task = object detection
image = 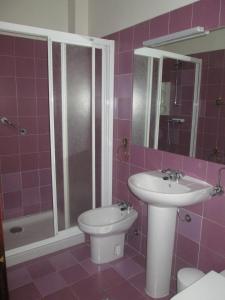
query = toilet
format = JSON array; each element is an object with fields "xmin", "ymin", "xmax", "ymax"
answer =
[
  {"xmin": 78, "ymin": 203, "xmax": 138, "ymax": 264},
  {"xmin": 177, "ymin": 267, "xmax": 225, "ymax": 293}
]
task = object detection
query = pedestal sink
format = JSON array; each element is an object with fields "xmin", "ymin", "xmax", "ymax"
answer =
[{"xmin": 128, "ymin": 170, "xmax": 213, "ymax": 299}]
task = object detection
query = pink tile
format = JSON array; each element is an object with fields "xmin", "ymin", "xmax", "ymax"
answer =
[
  {"xmin": 9, "ymin": 283, "xmax": 41, "ymax": 300},
  {"xmin": 24, "ymin": 204, "xmax": 40, "ymax": 215},
  {"xmin": 119, "ymin": 27, "xmax": 134, "ymax": 52},
  {"xmin": 177, "ymin": 209, "xmax": 202, "ymax": 243},
  {"xmin": 39, "ymin": 169, "xmax": 52, "ymax": 186},
  {"xmin": 119, "ymin": 51, "xmax": 133, "ymax": 74},
  {"xmin": 21, "ymin": 153, "xmax": 38, "ymax": 171},
  {"xmin": 169, "ymin": 5, "xmax": 193, "ymax": 33},
  {"xmin": 132, "ymin": 255, "xmax": 146, "ymax": 268},
  {"xmin": 150, "ymin": 13, "xmax": 169, "ymax": 39},
  {"xmin": 133, "ymin": 21, "xmax": 150, "ymax": 49},
  {"xmin": 38, "ymin": 134, "xmax": 50, "ymax": 152},
  {"xmin": 60, "ymin": 264, "xmax": 89, "ymax": 285},
  {"xmin": 37, "ymin": 116, "xmax": 50, "ymax": 134},
  {"xmin": 117, "ymin": 119, "xmax": 131, "ymax": 139},
  {"xmin": 0, "ymin": 136, "xmax": 19, "ymax": 155},
  {"xmin": 18, "ymin": 98, "xmax": 37, "ymax": 116},
  {"xmin": 192, "ymin": 0, "xmax": 220, "ymax": 29},
  {"xmin": 70, "ymin": 244, "xmax": 90, "ymax": 261},
  {"xmin": 182, "ymin": 156, "xmax": 207, "ymax": 180},
  {"xmin": 0, "ymin": 155, "xmax": 20, "ymax": 173},
  {"xmin": 0, "ymin": 55, "xmax": 15, "ymax": 77},
  {"xmin": 0, "ymin": 35, "xmax": 14, "ymax": 55},
  {"xmin": 49, "ymin": 251, "xmax": 78, "ymax": 271},
  {"xmin": 198, "ymin": 245, "xmax": 225, "ymax": 273},
  {"xmin": 145, "ymin": 148, "xmax": 162, "ymax": 170},
  {"xmin": 107, "ymin": 281, "xmax": 143, "ymax": 300},
  {"xmin": 40, "ymin": 185, "xmax": 52, "ymax": 203},
  {"xmin": 162, "ymin": 151, "xmax": 183, "ymax": 170},
  {"xmin": 201, "ymin": 218, "xmax": 225, "ymax": 257},
  {"xmin": 17, "ymin": 78, "xmax": 35, "ymax": 98},
  {"xmin": 0, "ymin": 97, "xmax": 17, "ymax": 116},
  {"xmin": 116, "ymin": 180, "xmax": 129, "ymax": 200},
  {"xmin": 176, "ymin": 234, "xmax": 199, "ymax": 266},
  {"xmin": 15, "ymin": 37, "xmax": 34, "ymax": 57},
  {"xmin": 207, "ymin": 161, "xmax": 225, "ymax": 186},
  {"xmin": 27, "ymin": 259, "xmax": 55, "ymax": 279},
  {"xmin": 3, "ymin": 191, "xmax": 22, "ymax": 209},
  {"xmin": 130, "ymin": 145, "xmax": 145, "ymax": 168},
  {"xmin": 34, "ymin": 272, "xmax": 66, "ymax": 297},
  {"xmin": 22, "ymin": 187, "xmax": 40, "ymax": 207},
  {"xmin": 16, "ymin": 57, "xmax": 35, "ymax": 77},
  {"xmin": 2, "ymin": 172, "xmax": 21, "ymax": 193},
  {"xmin": 35, "ymin": 59, "xmax": 48, "ymax": 78},
  {"xmin": 19, "ymin": 135, "xmax": 38, "ymax": 154},
  {"xmin": 7, "ymin": 267, "xmax": 32, "ymax": 291},
  {"xmin": 0, "ymin": 77, "xmax": 16, "ymax": 97},
  {"xmin": 43, "ymin": 287, "xmax": 77, "ymax": 300}
]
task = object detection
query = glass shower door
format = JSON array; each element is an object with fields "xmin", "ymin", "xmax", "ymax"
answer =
[{"xmin": 53, "ymin": 42, "xmax": 102, "ymax": 231}]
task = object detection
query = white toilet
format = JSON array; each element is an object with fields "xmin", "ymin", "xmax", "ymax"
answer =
[
  {"xmin": 177, "ymin": 267, "xmax": 225, "ymax": 293},
  {"xmin": 78, "ymin": 203, "xmax": 138, "ymax": 264}
]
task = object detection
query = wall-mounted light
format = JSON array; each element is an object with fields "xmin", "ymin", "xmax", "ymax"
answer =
[{"xmin": 143, "ymin": 26, "xmax": 209, "ymax": 47}]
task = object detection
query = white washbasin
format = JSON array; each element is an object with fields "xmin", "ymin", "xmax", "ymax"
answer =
[{"xmin": 128, "ymin": 170, "xmax": 213, "ymax": 208}]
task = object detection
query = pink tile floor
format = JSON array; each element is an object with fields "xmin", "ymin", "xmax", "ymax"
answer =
[{"xmin": 7, "ymin": 243, "xmax": 173, "ymax": 300}]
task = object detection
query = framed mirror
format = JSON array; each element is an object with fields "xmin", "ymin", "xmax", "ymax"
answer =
[{"xmin": 131, "ymin": 27, "xmax": 225, "ymax": 164}]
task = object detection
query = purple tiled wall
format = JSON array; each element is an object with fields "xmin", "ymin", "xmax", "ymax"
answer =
[
  {"xmin": 0, "ymin": 35, "xmax": 52, "ymax": 220},
  {"xmin": 106, "ymin": 0, "xmax": 225, "ymax": 295}
]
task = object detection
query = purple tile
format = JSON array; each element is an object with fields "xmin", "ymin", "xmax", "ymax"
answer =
[
  {"xmin": 80, "ymin": 258, "xmax": 111, "ymax": 275},
  {"xmin": 201, "ymin": 218, "xmax": 225, "ymax": 257},
  {"xmin": 49, "ymin": 251, "xmax": 78, "ymax": 271},
  {"xmin": 35, "ymin": 40, "xmax": 48, "ymax": 59},
  {"xmin": 17, "ymin": 78, "xmax": 35, "ymax": 98},
  {"xmin": 22, "ymin": 187, "xmax": 40, "ymax": 207},
  {"xmin": 192, "ymin": 0, "xmax": 220, "ymax": 29},
  {"xmin": 198, "ymin": 245, "xmax": 225, "ymax": 273},
  {"xmin": 36, "ymin": 78, "xmax": 49, "ymax": 97},
  {"xmin": 117, "ymin": 161, "xmax": 129, "ymax": 182},
  {"xmin": 38, "ymin": 134, "xmax": 50, "ymax": 152},
  {"xmin": 207, "ymin": 161, "xmax": 225, "ymax": 186},
  {"xmin": 2, "ymin": 172, "xmax": 21, "ymax": 193},
  {"xmin": 0, "ymin": 77, "xmax": 16, "ymax": 97},
  {"xmin": 7, "ymin": 267, "xmax": 32, "ymax": 291},
  {"xmin": 119, "ymin": 27, "xmax": 134, "ymax": 52},
  {"xmin": 176, "ymin": 234, "xmax": 199, "ymax": 266},
  {"xmin": 117, "ymin": 119, "xmax": 131, "ymax": 139},
  {"xmin": 132, "ymin": 255, "xmax": 146, "ymax": 268},
  {"xmin": 18, "ymin": 98, "xmax": 37, "ymax": 116},
  {"xmin": 0, "ymin": 157, "xmax": 19, "ymax": 175},
  {"xmin": 182, "ymin": 156, "xmax": 207, "ymax": 180},
  {"xmin": 15, "ymin": 37, "xmax": 34, "ymax": 57},
  {"xmin": 169, "ymin": 5, "xmax": 193, "ymax": 33},
  {"xmin": 19, "ymin": 135, "xmax": 38, "ymax": 154},
  {"xmin": 133, "ymin": 21, "xmax": 150, "ymax": 49},
  {"xmin": 129, "ymin": 272, "xmax": 146, "ymax": 296},
  {"xmin": 27, "ymin": 259, "xmax": 55, "ymax": 279},
  {"xmin": 0, "ymin": 35, "xmax": 14, "ymax": 55},
  {"xmin": 70, "ymin": 244, "xmax": 90, "ymax": 261},
  {"xmin": 21, "ymin": 153, "xmax": 38, "ymax": 171},
  {"xmin": 150, "ymin": 13, "xmax": 170, "ymax": 39},
  {"xmin": 60, "ymin": 264, "xmax": 89, "ymax": 285},
  {"xmin": 107, "ymin": 281, "xmax": 143, "ymax": 300},
  {"xmin": 40, "ymin": 185, "xmax": 53, "ymax": 203},
  {"xmin": 162, "ymin": 151, "xmax": 183, "ymax": 170},
  {"xmin": 119, "ymin": 50, "xmax": 133, "ymax": 74},
  {"xmin": 177, "ymin": 209, "xmax": 202, "ymax": 243},
  {"xmin": 145, "ymin": 148, "xmax": 162, "ymax": 170},
  {"xmin": 22, "ymin": 171, "xmax": 39, "ymax": 188},
  {"xmin": 3, "ymin": 191, "xmax": 22, "ymax": 209},
  {"xmin": 39, "ymin": 169, "xmax": 52, "ymax": 186},
  {"xmin": 117, "ymin": 74, "xmax": 133, "ymax": 98},
  {"xmin": 37, "ymin": 98, "xmax": 49, "ymax": 116},
  {"xmin": 130, "ymin": 145, "xmax": 145, "ymax": 168},
  {"xmin": 113, "ymin": 257, "xmax": 144, "ymax": 279},
  {"xmin": 16, "ymin": 57, "xmax": 35, "ymax": 77},
  {"xmin": 204, "ymin": 195, "xmax": 225, "ymax": 227},
  {"xmin": 35, "ymin": 59, "xmax": 48, "ymax": 78},
  {"xmin": 9, "ymin": 283, "xmax": 41, "ymax": 300},
  {"xmin": 118, "ymin": 97, "xmax": 132, "ymax": 120},
  {"xmin": 116, "ymin": 179, "xmax": 129, "ymax": 200},
  {"xmin": 43, "ymin": 287, "xmax": 77, "ymax": 300},
  {"xmin": 38, "ymin": 151, "xmax": 51, "ymax": 169},
  {"xmin": 34, "ymin": 272, "xmax": 66, "ymax": 297},
  {"xmin": 0, "ymin": 55, "xmax": 15, "ymax": 77}
]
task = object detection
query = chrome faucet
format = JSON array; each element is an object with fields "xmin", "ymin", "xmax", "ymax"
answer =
[
  {"xmin": 211, "ymin": 167, "xmax": 225, "ymax": 197},
  {"xmin": 161, "ymin": 169, "xmax": 184, "ymax": 182},
  {"xmin": 117, "ymin": 201, "xmax": 132, "ymax": 211}
]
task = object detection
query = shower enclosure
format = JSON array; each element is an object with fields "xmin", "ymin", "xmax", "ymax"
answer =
[{"xmin": 0, "ymin": 22, "xmax": 114, "ymax": 266}]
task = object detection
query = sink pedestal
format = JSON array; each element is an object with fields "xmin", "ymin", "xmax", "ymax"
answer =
[{"xmin": 146, "ymin": 205, "xmax": 177, "ymax": 298}]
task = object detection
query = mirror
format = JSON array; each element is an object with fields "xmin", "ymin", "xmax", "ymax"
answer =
[{"xmin": 132, "ymin": 27, "xmax": 225, "ymax": 164}]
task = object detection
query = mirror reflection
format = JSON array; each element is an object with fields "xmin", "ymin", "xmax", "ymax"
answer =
[{"xmin": 132, "ymin": 27, "xmax": 225, "ymax": 164}]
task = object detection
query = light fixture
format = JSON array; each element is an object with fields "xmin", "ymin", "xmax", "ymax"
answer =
[{"xmin": 143, "ymin": 26, "xmax": 209, "ymax": 47}]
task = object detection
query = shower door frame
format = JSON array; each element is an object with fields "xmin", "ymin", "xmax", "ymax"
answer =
[{"xmin": 0, "ymin": 22, "xmax": 114, "ymax": 265}]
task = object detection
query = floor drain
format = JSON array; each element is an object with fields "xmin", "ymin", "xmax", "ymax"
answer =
[{"xmin": 10, "ymin": 226, "xmax": 23, "ymax": 234}]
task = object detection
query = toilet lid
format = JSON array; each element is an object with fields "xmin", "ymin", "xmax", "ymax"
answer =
[{"xmin": 171, "ymin": 271, "xmax": 225, "ymax": 300}]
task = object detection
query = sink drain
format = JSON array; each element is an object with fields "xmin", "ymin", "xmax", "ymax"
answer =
[{"xmin": 10, "ymin": 226, "xmax": 23, "ymax": 234}]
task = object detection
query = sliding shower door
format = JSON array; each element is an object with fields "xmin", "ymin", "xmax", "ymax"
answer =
[{"xmin": 52, "ymin": 42, "xmax": 104, "ymax": 231}]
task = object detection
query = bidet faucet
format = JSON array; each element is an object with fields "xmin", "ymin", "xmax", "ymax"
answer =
[
  {"xmin": 211, "ymin": 167, "xmax": 225, "ymax": 196},
  {"xmin": 117, "ymin": 201, "xmax": 132, "ymax": 211},
  {"xmin": 161, "ymin": 169, "xmax": 184, "ymax": 182}
]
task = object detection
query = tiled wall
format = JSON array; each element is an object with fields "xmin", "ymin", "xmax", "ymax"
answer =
[
  {"xmin": 0, "ymin": 35, "xmax": 52, "ymax": 220},
  {"xmin": 106, "ymin": 0, "xmax": 225, "ymax": 295}
]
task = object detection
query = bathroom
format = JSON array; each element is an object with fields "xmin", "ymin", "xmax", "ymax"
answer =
[{"xmin": 0, "ymin": 0, "xmax": 225, "ymax": 299}]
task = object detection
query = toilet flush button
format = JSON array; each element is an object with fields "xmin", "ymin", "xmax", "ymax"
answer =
[{"xmin": 115, "ymin": 245, "xmax": 121, "ymax": 256}]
